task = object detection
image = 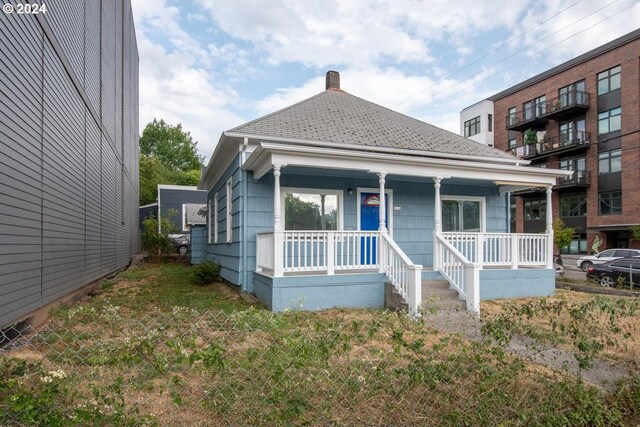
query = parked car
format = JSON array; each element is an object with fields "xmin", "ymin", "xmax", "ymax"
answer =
[
  {"xmin": 169, "ymin": 234, "xmax": 190, "ymax": 255},
  {"xmin": 586, "ymin": 257, "xmax": 640, "ymax": 287},
  {"xmin": 576, "ymin": 249, "xmax": 640, "ymax": 272}
]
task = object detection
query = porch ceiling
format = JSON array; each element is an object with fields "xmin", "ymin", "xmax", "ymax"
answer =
[{"xmin": 243, "ymin": 142, "xmax": 571, "ymax": 187}]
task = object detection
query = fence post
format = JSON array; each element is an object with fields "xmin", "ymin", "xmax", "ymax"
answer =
[
  {"xmin": 465, "ymin": 263, "xmax": 480, "ymax": 314},
  {"xmin": 273, "ymin": 231, "xmax": 283, "ymax": 277},
  {"xmin": 327, "ymin": 232, "xmax": 335, "ymax": 275},
  {"xmin": 407, "ymin": 264, "xmax": 423, "ymax": 315},
  {"xmin": 511, "ymin": 234, "xmax": 518, "ymax": 269}
]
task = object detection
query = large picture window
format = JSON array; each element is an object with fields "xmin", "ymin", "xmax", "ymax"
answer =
[
  {"xmin": 597, "ymin": 65, "xmax": 621, "ymax": 95},
  {"xmin": 524, "ymin": 199, "xmax": 546, "ymax": 221},
  {"xmin": 560, "ymin": 195, "xmax": 586, "ymax": 217},
  {"xmin": 599, "ymin": 191, "xmax": 622, "ymax": 215},
  {"xmin": 442, "ymin": 196, "xmax": 484, "ymax": 232},
  {"xmin": 282, "ymin": 188, "xmax": 342, "ymax": 231},
  {"xmin": 598, "ymin": 108, "xmax": 621, "ymax": 135},
  {"xmin": 598, "ymin": 149, "xmax": 621, "ymax": 175}
]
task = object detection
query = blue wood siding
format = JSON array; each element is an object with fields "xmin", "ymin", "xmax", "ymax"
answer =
[
  {"xmin": 480, "ymin": 269, "xmax": 555, "ymax": 299},
  {"xmin": 204, "ymin": 165, "xmax": 508, "ymax": 298},
  {"xmin": 189, "ymin": 225, "xmax": 206, "ymax": 265}
]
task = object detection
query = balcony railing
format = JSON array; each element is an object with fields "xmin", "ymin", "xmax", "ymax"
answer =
[
  {"xmin": 541, "ymin": 90, "xmax": 590, "ymax": 120},
  {"xmin": 510, "ymin": 130, "xmax": 590, "ymax": 159},
  {"xmin": 555, "ymin": 170, "xmax": 590, "ymax": 188},
  {"xmin": 505, "ymin": 105, "xmax": 548, "ymax": 131}
]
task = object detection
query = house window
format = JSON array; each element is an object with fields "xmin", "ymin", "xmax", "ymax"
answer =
[
  {"xmin": 599, "ymin": 191, "xmax": 622, "ymax": 214},
  {"xmin": 488, "ymin": 114, "xmax": 493, "ymax": 132},
  {"xmin": 524, "ymin": 96, "xmax": 546, "ymax": 120},
  {"xmin": 508, "ymin": 138, "xmax": 516, "ymax": 149},
  {"xmin": 524, "ymin": 199, "xmax": 546, "ymax": 221},
  {"xmin": 560, "ymin": 195, "xmax": 586, "ymax": 217},
  {"xmin": 207, "ymin": 198, "xmax": 213, "ymax": 244},
  {"xmin": 213, "ymin": 192, "xmax": 219, "ymax": 243},
  {"xmin": 464, "ymin": 116, "xmax": 481, "ymax": 137},
  {"xmin": 226, "ymin": 178, "xmax": 233, "ymax": 243},
  {"xmin": 598, "ymin": 149, "xmax": 621, "ymax": 175},
  {"xmin": 558, "ymin": 80, "xmax": 586, "ymax": 107},
  {"xmin": 598, "ymin": 107, "xmax": 621, "ymax": 135},
  {"xmin": 597, "ymin": 65, "xmax": 621, "ymax": 95},
  {"xmin": 282, "ymin": 188, "xmax": 342, "ymax": 230},
  {"xmin": 442, "ymin": 196, "xmax": 484, "ymax": 232}
]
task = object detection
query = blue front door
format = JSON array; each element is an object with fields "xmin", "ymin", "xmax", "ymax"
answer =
[{"xmin": 360, "ymin": 192, "xmax": 388, "ymax": 264}]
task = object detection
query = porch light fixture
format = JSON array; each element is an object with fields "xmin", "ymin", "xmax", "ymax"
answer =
[{"xmin": 347, "ymin": 188, "xmax": 353, "ymax": 195}]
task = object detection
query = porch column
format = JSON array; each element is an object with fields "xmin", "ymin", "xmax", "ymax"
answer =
[
  {"xmin": 273, "ymin": 165, "xmax": 283, "ymax": 277},
  {"xmin": 545, "ymin": 185, "xmax": 554, "ymax": 269},
  {"xmin": 433, "ymin": 178, "xmax": 442, "ymax": 233},
  {"xmin": 433, "ymin": 177, "xmax": 443, "ymax": 270},
  {"xmin": 378, "ymin": 173, "xmax": 387, "ymax": 232},
  {"xmin": 273, "ymin": 165, "xmax": 282, "ymax": 230}
]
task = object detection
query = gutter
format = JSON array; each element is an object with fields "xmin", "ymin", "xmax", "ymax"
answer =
[{"xmin": 240, "ymin": 138, "xmax": 250, "ymax": 292}]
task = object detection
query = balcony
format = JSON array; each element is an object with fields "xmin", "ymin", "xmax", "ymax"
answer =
[
  {"xmin": 555, "ymin": 171, "xmax": 590, "ymax": 189},
  {"xmin": 510, "ymin": 130, "xmax": 590, "ymax": 160},
  {"xmin": 541, "ymin": 90, "xmax": 590, "ymax": 120},
  {"xmin": 505, "ymin": 105, "xmax": 548, "ymax": 131}
]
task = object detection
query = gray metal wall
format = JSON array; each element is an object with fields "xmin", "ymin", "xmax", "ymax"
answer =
[{"xmin": 0, "ymin": 0, "xmax": 139, "ymax": 327}]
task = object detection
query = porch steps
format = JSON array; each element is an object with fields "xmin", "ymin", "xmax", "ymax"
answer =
[{"xmin": 421, "ymin": 279, "xmax": 460, "ymax": 302}]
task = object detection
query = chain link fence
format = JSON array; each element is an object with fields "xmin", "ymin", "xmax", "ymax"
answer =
[{"xmin": 1, "ymin": 284, "xmax": 639, "ymax": 425}]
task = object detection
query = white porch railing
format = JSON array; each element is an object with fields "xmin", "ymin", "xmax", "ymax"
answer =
[
  {"xmin": 379, "ymin": 233, "xmax": 422, "ymax": 314},
  {"xmin": 441, "ymin": 232, "xmax": 549, "ymax": 268},
  {"xmin": 434, "ymin": 233, "xmax": 480, "ymax": 313},
  {"xmin": 255, "ymin": 230, "xmax": 422, "ymax": 315}
]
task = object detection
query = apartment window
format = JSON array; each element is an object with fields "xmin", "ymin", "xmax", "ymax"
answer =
[
  {"xmin": 508, "ymin": 138, "xmax": 516, "ymax": 149},
  {"xmin": 559, "ymin": 118, "xmax": 586, "ymax": 144},
  {"xmin": 597, "ymin": 65, "xmax": 621, "ymax": 95},
  {"xmin": 560, "ymin": 195, "xmax": 586, "ymax": 217},
  {"xmin": 442, "ymin": 196, "xmax": 484, "ymax": 232},
  {"xmin": 213, "ymin": 192, "xmax": 219, "ymax": 243},
  {"xmin": 598, "ymin": 108, "xmax": 621, "ymax": 135},
  {"xmin": 599, "ymin": 191, "xmax": 622, "ymax": 215},
  {"xmin": 226, "ymin": 178, "xmax": 233, "ymax": 243},
  {"xmin": 558, "ymin": 80, "xmax": 586, "ymax": 106},
  {"xmin": 524, "ymin": 199, "xmax": 546, "ymax": 221},
  {"xmin": 464, "ymin": 116, "xmax": 481, "ymax": 137},
  {"xmin": 488, "ymin": 114, "xmax": 493, "ymax": 132},
  {"xmin": 282, "ymin": 188, "xmax": 342, "ymax": 230},
  {"xmin": 507, "ymin": 107, "xmax": 516, "ymax": 127},
  {"xmin": 598, "ymin": 149, "xmax": 621, "ymax": 175}
]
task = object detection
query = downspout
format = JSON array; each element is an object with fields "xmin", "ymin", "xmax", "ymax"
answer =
[{"xmin": 241, "ymin": 138, "xmax": 249, "ymax": 292}]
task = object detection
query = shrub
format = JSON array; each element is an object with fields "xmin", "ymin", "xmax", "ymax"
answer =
[{"xmin": 191, "ymin": 261, "xmax": 221, "ymax": 285}]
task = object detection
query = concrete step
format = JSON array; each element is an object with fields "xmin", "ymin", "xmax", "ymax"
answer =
[
  {"xmin": 421, "ymin": 287, "xmax": 460, "ymax": 301},
  {"xmin": 421, "ymin": 279, "xmax": 450, "ymax": 290}
]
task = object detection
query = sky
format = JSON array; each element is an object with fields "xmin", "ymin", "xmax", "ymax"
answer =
[{"xmin": 130, "ymin": 0, "xmax": 640, "ymax": 162}]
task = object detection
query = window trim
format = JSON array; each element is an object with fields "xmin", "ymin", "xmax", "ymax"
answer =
[
  {"xmin": 281, "ymin": 187, "xmax": 345, "ymax": 231},
  {"xmin": 226, "ymin": 177, "xmax": 233, "ymax": 243},
  {"xmin": 207, "ymin": 198, "xmax": 213, "ymax": 244},
  {"xmin": 213, "ymin": 192, "xmax": 219, "ymax": 244},
  {"xmin": 441, "ymin": 195, "xmax": 486, "ymax": 232}
]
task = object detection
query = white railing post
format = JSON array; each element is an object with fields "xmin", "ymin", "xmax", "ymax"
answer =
[
  {"xmin": 327, "ymin": 232, "xmax": 335, "ymax": 275},
  {"xmin": 378, "ymin": 231, "xmax": 385, "ymax": 274},
  {"xmin": 511, "ymin": 234, "xmax": 518, "ymax": 269},
  {"xmin": 273, "ymin": 231, "xmax": 283, "ymax": 277},
  {"xmin": 476, "ymin": 233, "xmax": 484, "ymax": 266},
  {"xmin": 465, "ymin": 263, "xmax": 480, "ymax": 314},
  {"xmin": 407, "ymin": 264, "xmax": 423, "ymax": 315}
]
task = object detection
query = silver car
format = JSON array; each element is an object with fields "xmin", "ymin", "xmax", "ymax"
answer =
[{"xmin": 576, "ymin": 248, "xmax": 640, "ymax": 272}]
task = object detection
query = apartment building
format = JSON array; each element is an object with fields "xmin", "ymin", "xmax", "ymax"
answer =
[
  {"xmin": 0, "ymin": 1, "xmax": 139, "ymax": 328},
  {"xmin": 462, "ymin": 29, "xmax": 640, "ymax": 254}
]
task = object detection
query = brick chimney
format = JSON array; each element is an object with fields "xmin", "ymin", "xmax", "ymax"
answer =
[{"xmin": 325, "ymin": 70, "xmax": 340, "ymax": 90}]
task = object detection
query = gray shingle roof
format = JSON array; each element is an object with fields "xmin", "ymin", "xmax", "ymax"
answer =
[{"xmin": 229, "ymin": 89, "xmax": 514, "ymax": 160}]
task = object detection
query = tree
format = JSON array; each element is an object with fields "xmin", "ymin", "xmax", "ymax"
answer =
[
  {"xmin": 631, "ymin": 225, "xmax": 640, "ymax": 242},
  {"xmin": 140, "ymin": 119, "xmax": 204, "ymax": 171},
  {"xmin": 553, "ymin": 219, "xmax": 575, "ymax": 251},
  {"xmin": 138, "ymin": 119, "xmax": 204, "ymax": 205}
]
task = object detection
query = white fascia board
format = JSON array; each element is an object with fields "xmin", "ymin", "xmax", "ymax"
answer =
[
  {"xmin": 245, "ymin": 143, "xmax": 569, "ymax": 186},
  {"xmin": 198, "ymin": 137, "xmax": 240, "ymax": 191},
  {"xmin": 139, "ymin": 202, "xmax": 158, "ymax": 209},
  {"xmin": 157, "ymin": 184, "xmax": 202, "ymax": 191},
  {"xmin": 224, "ymin": 131, "xmax": 526, "ymax": 166}
]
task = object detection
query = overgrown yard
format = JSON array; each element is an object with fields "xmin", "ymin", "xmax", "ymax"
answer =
[{"xmin": 1, "ymin": 264, "xmax": 639, "ymax": 426}]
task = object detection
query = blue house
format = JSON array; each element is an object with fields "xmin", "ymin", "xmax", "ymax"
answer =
[{"xmin": 197, "ymin": 71, "xmax": 570, "ymax": 314}]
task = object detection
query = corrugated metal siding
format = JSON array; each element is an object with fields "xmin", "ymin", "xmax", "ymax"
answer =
[{"xmin": 0, "ymin": 0, "xmax": 139, "ymax": 328}]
